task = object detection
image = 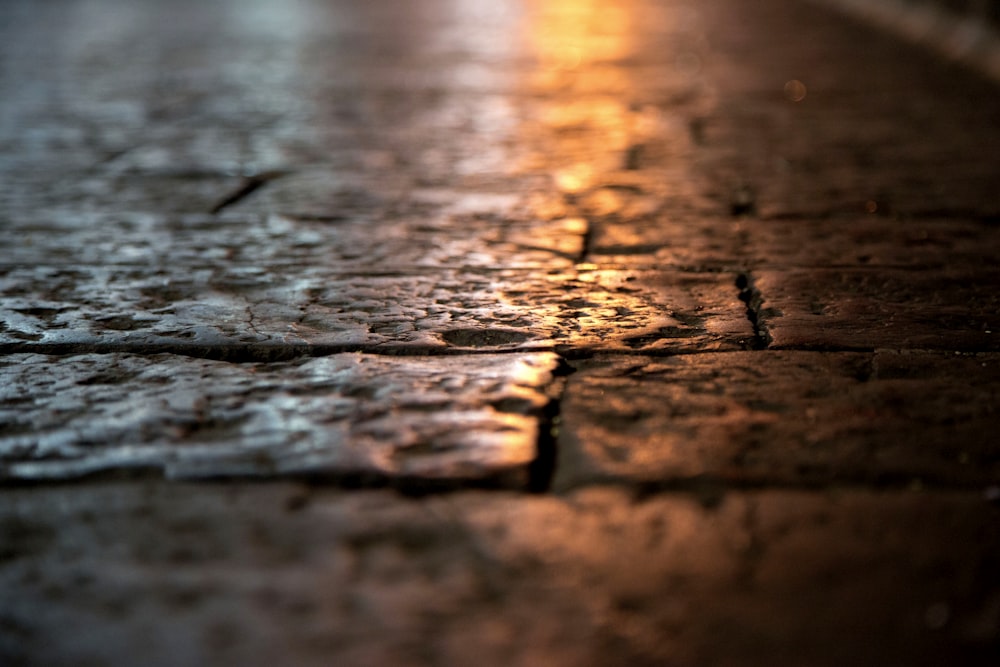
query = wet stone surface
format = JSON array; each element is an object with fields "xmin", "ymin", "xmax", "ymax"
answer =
[
  {"xmin": 755, "ymin": 269, "xmax": 1000, "ymax": 351},
  {"xmin": 0, "ymin": 211, "xmax": 587, "ymax": 270},
  {"xmin": 555, "ymin": 351, "xmax": 1000, "ymax": 490},
  {"xmin": 0, "ymin": 170, "xmax": 249, "ymax": 219},
  {"xmin": 592, "ymin": 216, "xmax": 1000, "ymax": 270},
  {"xmin": 692, "ymin": 98, "xmax": 1000, "ymax": 222},
  {"xmin": 741, "ymin": 217, "xmax": 1000, "ymax": 269},
  {"xmin": 0, "ymin": 482, "xmax": 997, "ymax": 667},
  {"xmin": 3, "ymin": 0, "xmax": 1000, "ymax": 663},
  {"xmin": 0, "ymin": 352, "xmax": 560, "ymax": 485},
  {"xmin": 0, "ymin": 266, "xmax": 752, "ymax": 355}
]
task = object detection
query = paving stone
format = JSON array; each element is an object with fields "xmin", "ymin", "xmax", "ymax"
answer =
[
  {"xmin": 691, "ymin": 101, "xmax": 1000, "ymax": 221},
  {"xmin": 589, "ymin": 217, "xmax": 749, "ymax": 270},
  {"xmin": 0, "ymin": 267, "xmax": 752, "ymax": 355},
  {"xmin": 0, "ymin": 106, "xmax": 537, "ymax": 219},
  {"xmin": 0, "ymin": 352, "xmax": 560, "ymax": 484},
  {"xmin": 0, "ymin": 169, "xmax": 247, "ymax": 218},
  {"xmin": 0, "ymin": 482, "xmax": 997, "ymax": 666},
  {"xmin": 554, "ymin": 351, "xmax": 1000, "ymax": 490},
  {"xmin": 0, "ymin": 211, "xmax": 586, "ymax": 270},
  {"xmin": 754, "ymin": 268, "xmax": 1000, "ymax": 351},
  {"xmin": 591, "ymin": 216, "xmax": 1000, "ymax": 270},
  {"xmin": 742, "ymin": 217, "xmax": 1000, "ymax": 268},
  {"xmin": 1, "ymin": 0, "xmax": 1000, "ymax": 664}
]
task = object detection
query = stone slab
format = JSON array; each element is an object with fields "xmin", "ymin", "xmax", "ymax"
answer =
[
  {"xmin": 755, "ymin": 268, "xmax": 1000, "ymax": 351},
  {"xmin": 0, "ymin": 352, "xmax": 560, "ymax": 485},
  {"xmin": 0, "ymin": 211, "xmax": 586, "ymax": 271},
  {"xmin": 555, "ymin": 351, "xmax": 1000, "ymax": 490},
  {"xmin": 591, "ymin": 217, "xmax": 1000, "ymax": 270},
  {"xmin": 589, "ymin": 217, "xmax": 749, "ymax": 270},
  {"xmin": 0, "ymin": 267, "xmax": 752, "ymax": 355},
  {"xmin": 743, "ymin": 217, "xmax": 1000, "ymax": 268},
  {"xmin": 0, "ymin": 0, "xmax": 530, "ymax": 174},
  {"xmin": 691, "ymin": 101, "xmax": 1000, "ymax": 222},
  {"xmin": 0, "ymin": 170, "xmax": 246, "ymax": 218},
  {"xmin": 0, "ymin": 483, "xmax": 997, "ymax": 666}
]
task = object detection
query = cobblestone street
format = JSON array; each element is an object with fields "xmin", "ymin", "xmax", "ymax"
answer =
[{"xmin": 2, "ymin": 0, "xmax": 999, "ymax": 664}]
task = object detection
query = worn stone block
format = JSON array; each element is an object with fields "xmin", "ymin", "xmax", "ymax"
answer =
[
  {"xmin": 744, "ymin": 218, "xmax": 1000, "ymax": 268},
  {"xmin": 0, "ymin": 211, "xmax": 586, "ymax": 271},
  {"xmin": 0, "ymin": 352, "xmax": 560, "ymax": 485},
  {"xmin": 692, "ymin": 102, "xmax": 1000, "ymax": 221},
  {"xmin": 0, "ymin": 170, "xmax": 246, "ymax": 219},
  {"xmin": 0, "ymin": 267, "xmax": 752, "ymax": 355},
  {"xmin": 590, "ymin": 216, "xmax": 748, "ymax": 270},
  {"xmin": 754, "ymin": 269, "xmax": 1000, "ymax": 351},
  {"xmin": 591, "ymin": 216, "xmax": 1000, "ymax": 271},
  {"xmin": 555, "ymin": 351, "xmax": 1000, "ymax": 489}
]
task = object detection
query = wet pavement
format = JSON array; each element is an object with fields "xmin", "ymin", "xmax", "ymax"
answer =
[{"xmin": 2, "ymin": 0, "xmax": 999, "ymax": 665}]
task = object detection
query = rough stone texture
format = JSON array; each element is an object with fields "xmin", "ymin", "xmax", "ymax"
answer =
[
  {"xmin": 0, "ymin": 171, "xmax": 248, "ymax": 218},
  {"xmin": 0, "ymin": 266, "xmax": 752, "ymax": 355},
  {"xmin": 592, "ymin": 217, "xmax": 1000, "ymax": 270},
  {"xmin": 0, "ymin": 211, "xmax": 588, "ymax": 271},
  {"xmin": 743, "ymin": 217, "xmax": 1000, "ymax": 268},
  {"xmin": 555, "ymin": 351, "xmax": 1000, "ymax": 490},
  {"xmin": 0, "ymin": 483, "xmax": 997, "ymax": 667},
  {"xmin": 3, "ymin": 0, "xmax": 1000, "ymax": 664},
  {"xmin": 755, "ymin": 269, "xmax": 1000, "ymax": 351},
  {"xmin": 692, "ymin": 96, "xmax": 1000, "ymax": 221},
  {"xmin": 0, "ymin": 352, "xmax": 560, "ymax": 485}
]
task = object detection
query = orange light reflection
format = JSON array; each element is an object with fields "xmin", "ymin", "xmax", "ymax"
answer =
[{"xmin": 522, "ymin": 0, "xmax": 647, "ymax": 190}]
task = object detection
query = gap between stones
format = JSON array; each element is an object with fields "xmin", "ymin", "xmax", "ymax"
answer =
[
  {"xmin": 576, "ymin": 218, "xmax": 596, "ymax": 265},
  {"xmin": 0, "ymin": 269, "xmax": 806, "ymax": 496},
  {"xmin": 5, "ymin": 342, "xmax": 990, "ymax": 497},
  {"xmin": 208, "ymin": 170, "xmax": 286, "ymax": 214},
  {"xmin": 736, "ymin": 272, "xmax": 772, "ymax": 350},
  {"xmin": 527, "ymin": 355, "xmax": 576, "ymax": 493},
  {"xmin": 0, "ymin": 268, "xmax": 883, "ymax": 496}
]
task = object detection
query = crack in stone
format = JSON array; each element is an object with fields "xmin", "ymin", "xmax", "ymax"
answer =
[
  {"xmin": 209, "ymin": 171, "xmax": 286, "ymax": 214},
  {"xmin": 623, "ymin": 143, "xmax": 644, "ymax": 170},
  {"xmin": 95, "ymin": 147, "xmax": 132, "ymax": 166},
  {"xmin": 736, "ymin": 272, "xmax": 772, "ymax": 350},
  {"xmin": 576, "ymin": 218, "xmax": 596, "ymax": 265},
  {"xmin": 245, "ymin": 306, "xmax": 263, "ymax": 338},
  {"xmin": 527, "ymin": 355, "xmax": 576, "ymax": 493}
]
